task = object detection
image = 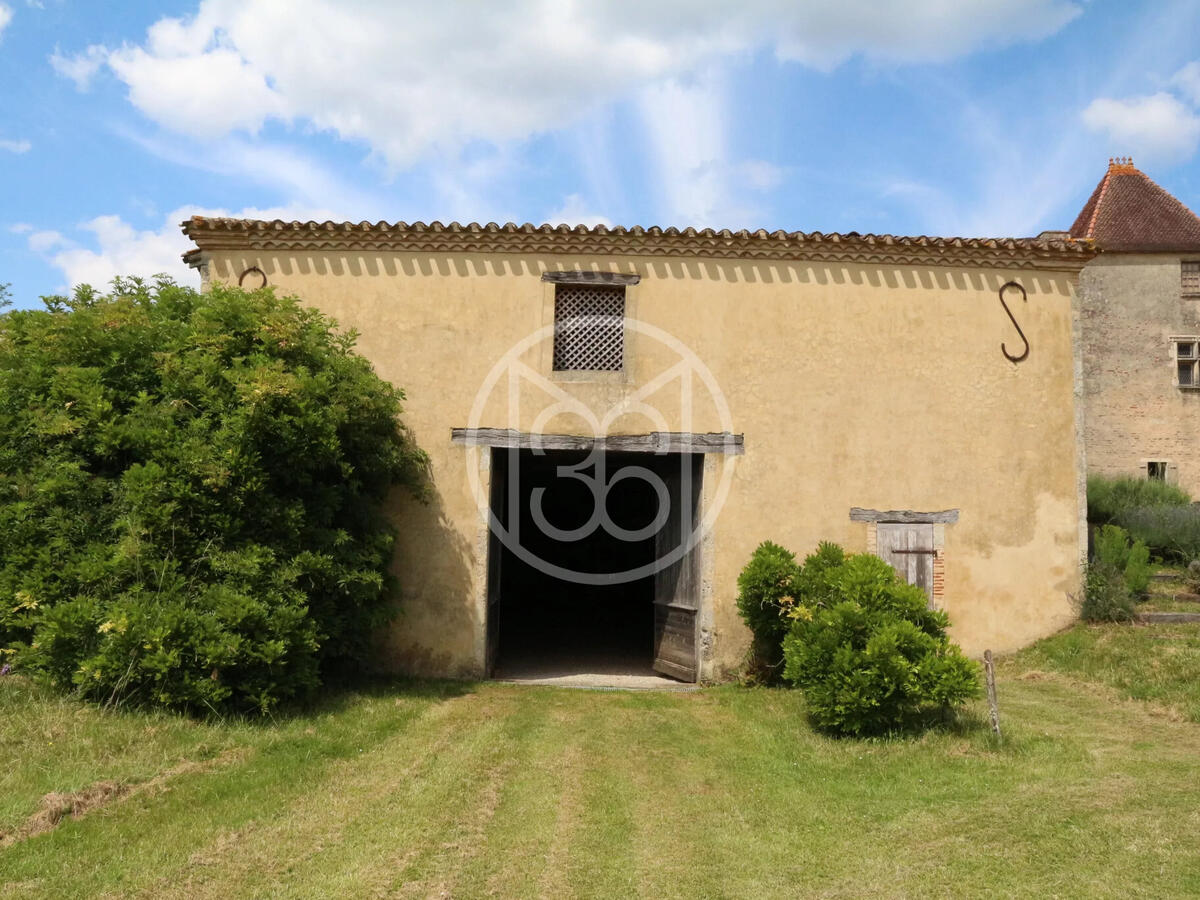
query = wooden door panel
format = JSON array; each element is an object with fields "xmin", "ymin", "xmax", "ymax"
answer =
[
  {"xmin": 653, "ymin": 604, "xmax": 698, "ymax": 681},
  {"xmin": 652, "ymin": 455, "xmax": 702, "ymax": 682},
  {"xmin": 877, "ymin": 523, "xmax": 935, "ymax": 607}
]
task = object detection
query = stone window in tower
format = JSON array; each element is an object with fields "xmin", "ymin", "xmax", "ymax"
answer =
[
  {"xmin": 1173, "ymin": 337, "xmax": 1200, "ymax": 389},
  {"xmin": 1182, "ymin": 261, "xmax": 1200, "ymax": 298}
]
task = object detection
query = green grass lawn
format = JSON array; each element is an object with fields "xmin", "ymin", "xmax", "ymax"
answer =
[
  {"xmin": 5, "ymin": 629, "xmax": 1200, "ymax": 899},
  {"xmin": 1017, "ymin": 621, "xmax": 1200, "ymax": 722}
]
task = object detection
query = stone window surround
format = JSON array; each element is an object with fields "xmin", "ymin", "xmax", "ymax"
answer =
[
  {"xmin": 1182, "ymin": 261, "xmax": 1200, "ymax": 298},
  {"xmin": 1143, "ymin": 459, "xmax": 1173, "ymax": 482},
  {"xmin": 1170, "ymin": 336, "xmax": 1200, "ymax": 390}
]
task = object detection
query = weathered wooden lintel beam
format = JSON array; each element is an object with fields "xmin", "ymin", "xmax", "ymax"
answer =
[
  {"xmin": 850, "ymin": 507, "xmax": 960, "ymax": 524},
  {"xmin": 540, "ymin": 270, "xmax": 641, "ymax": 285},
  {"xmin": 451, "ymin": 427, "xmax": 743, "ymax": 455}
]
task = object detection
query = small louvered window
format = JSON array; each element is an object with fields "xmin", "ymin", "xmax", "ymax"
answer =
[
  {"xmin": 552, "ymin": 284, "xmax": 625, "ymax": 371},
  {"xmin": 1183, "ymin": 262, "xmax": 1200, "ymax": 296}
]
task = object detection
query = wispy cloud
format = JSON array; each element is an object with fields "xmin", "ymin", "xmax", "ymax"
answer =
[
  {"xmin": 0, "ymin": 137, "xmax": 30, "ymax": 153},
  {"xmin": 546, "ymin": 194, "xmax": 611, "ymax": 228},
  {"xmin": 50, "ymin": 0, "xmax": 1082, "ymax": 169},
  {"xmin": 637, "ymin": 73, "xmax": 786, "ymax": 228},
  {"xmin": 118, "ymin": 130, "xmax": 383, "ymax": 217},
  {"xmin": 1171, "ymin": 61, "xmax": 1200, "ymax": 106},
  {"xmin": 1082, "ymin": 93, "xmax": 1200, "ymax": 165},
  {"xmin": 49, "ymin": 44, "xmax": 106, "ymax": 90},
  {"xmin": 0, "ymin": 5, "xmax": 12, "ymax": 39}
]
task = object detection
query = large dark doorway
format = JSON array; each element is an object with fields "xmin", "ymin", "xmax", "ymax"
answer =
[{"xmin": 486, "ymin": 447, "xmax": 701, "ymax": 682}]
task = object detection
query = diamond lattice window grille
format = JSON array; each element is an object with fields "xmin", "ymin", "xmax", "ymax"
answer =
[{"xmin": 553, "ymin": 284, "xmax": 625, "ymax": 371}]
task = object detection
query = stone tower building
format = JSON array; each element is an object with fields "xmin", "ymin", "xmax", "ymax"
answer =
[{"xmin": 1073, "ymin": 159, "xmax": 1200, "ymax": 493}]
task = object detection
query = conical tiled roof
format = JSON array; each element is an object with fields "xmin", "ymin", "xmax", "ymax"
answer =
[{"xmin": 1070, "ymin": 158, "xmax": 1200, "ymax": 252}]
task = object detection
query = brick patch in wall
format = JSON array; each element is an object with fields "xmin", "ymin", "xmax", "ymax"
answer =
[{"xmin": 932, "ymin": 549, "xmax": 946, "ymax": 609}]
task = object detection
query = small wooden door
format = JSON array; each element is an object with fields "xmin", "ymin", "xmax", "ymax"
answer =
[
  {"xmin": 877, "ymin": 523, "xmax": 935, "ymax": 606},
  {"xmin": 652, "ymin": 455, "xmax": 702, "ymax": 682},
  {"xmin": 484, "ymin": 449, "xmax": 508, "ymax": 676}
]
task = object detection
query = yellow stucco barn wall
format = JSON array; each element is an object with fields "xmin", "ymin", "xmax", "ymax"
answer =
[{"xmin": 202, "ymin": 250, "xmax": 1083, "ymax": 678}]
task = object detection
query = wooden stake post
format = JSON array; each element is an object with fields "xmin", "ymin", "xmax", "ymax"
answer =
[{"xmin": 983, "ymin": 650, "xmax": 1001, "ymax": 739}]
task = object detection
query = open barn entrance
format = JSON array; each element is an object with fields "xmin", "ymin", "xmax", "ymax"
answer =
[{"xmin": 486, "ymin": 447, "xmax": 702, "ymax": 686}]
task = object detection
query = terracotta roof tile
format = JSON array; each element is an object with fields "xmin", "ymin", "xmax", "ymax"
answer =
[
  {"xmin": 1070, "ymin": 158, "xmax": 1200, "ymax": 252},
  {"xmin": 181, "ymin": 217, "xmax": 1094, "ymax": 272}
]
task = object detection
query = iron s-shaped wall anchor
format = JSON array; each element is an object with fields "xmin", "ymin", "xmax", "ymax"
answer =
[{"xmin": 999, "ymin": 281, "xmax": 1029, "ymax": 363}]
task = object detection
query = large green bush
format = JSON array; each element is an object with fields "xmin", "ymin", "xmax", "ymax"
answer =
[
  {"xmin": 1086, "ymin": 474, "xmax": 1199, "ymax": 561},
  {"xmin": 1086, "ymin": 474, "xmax": 1191, "ymax": 525},
  {"xmin": 0, "ymin": 279, "xmax": 425, "ymax": 713},
  {"xmin": 1117, "ymin": 506, "xmax": 1200, "ymax": 562},
  {"xmin": 781, "ymin": 551, "xmax": 980, "ymax": 736}
]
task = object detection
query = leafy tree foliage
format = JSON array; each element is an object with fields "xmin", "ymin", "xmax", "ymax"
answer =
[{"xmin": 0, "ymin": 279, "xmax": 425, "ymax": 713}]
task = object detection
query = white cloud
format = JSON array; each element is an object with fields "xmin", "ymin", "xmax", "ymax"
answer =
[
  {"xmin": 8, "ymin": 222, "xmax": 33, "ymax": 234},
  {"xmin": 767, "ymin": 0, "xmax": 1080, "ymax": 69},
  {"xmin": 1172, "ymin": 60, "xmax": 1200, "ymax": 107},
  {"xmin": 47, "ymin": 216, "xmax": 189, "ymax": 289},
  {"xmin": 107, "ymin": 45, "xmax": 286, "ymax": 136},
  {"xmin": 28, "ymin": 229, "xmax": 66, "ymax": 253},
  {"xmin": 49, "ymin": 44, "xmax": 107, "ymax": 90},
  {"xmin": 546, "ymin": 194, "xmax": 611, "ymax": 228},
  {"xmin": 0, "ymin": 137, "xmax": 30, "ymax": 153},
  {"xmin": 28, "ymin": 204, "xmax": 339, "ymax": 291},
  {"xmin": 1082, "ymin": 92, "xmax": 1200, "ymax": 164},
  {"xmin": 52, "ymin": 0, "xmax": 1082, "ymax": 167},
  {"xmin": 0, "ymin": 5, "xmax": 12, "ymax": 39}
]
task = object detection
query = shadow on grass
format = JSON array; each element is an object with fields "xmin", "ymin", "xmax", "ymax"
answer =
[
  {"xmin": 288, "ymin": 672, "xmax": 476, "ymax": 720},
  {"xmin": 2, "ymin": 669, "xmax": 480, "ymax": 730},
  {"xmin": 802, "ymin": 705, "xmax": 997, "ymax": 743},
  {"xmin": 726, "ymin": 680, "xmax": 996, "ymax": 744}
]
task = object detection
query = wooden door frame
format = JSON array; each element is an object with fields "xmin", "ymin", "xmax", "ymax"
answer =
[
  {"xmin": 464, "ymin": 430, "xmax": 743, "ymax": 681},
  {"xmin": 651, "ymin": 452, "xmax": 704, "ymax": 682}
]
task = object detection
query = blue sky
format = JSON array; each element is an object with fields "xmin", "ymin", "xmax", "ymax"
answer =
[{"xmin": 3, "ymin": 0, "xmax": 1200, "ymax": 308}]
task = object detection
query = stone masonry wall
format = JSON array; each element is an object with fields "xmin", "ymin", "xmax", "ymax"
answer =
[{"xmin": 1080, "ymin": 253, "xmax": 1200, "ymax": 495}]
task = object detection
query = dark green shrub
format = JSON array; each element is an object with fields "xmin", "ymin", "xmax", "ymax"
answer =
[
  {"xmin": 1087, "ymin": 474, "xmax": 1191, "ymax": 524},
  {"xmin": 1093, "ymin": 524, "xmax": 1151, "ymax": 598},
  {"xmin": 735, "ymin": 541, "xmax": 800, "ymax": 679},
  {"xmin": 0, "ymin": 279, "xmax": 426, "ymax": 713},
  {"xmin": 1078, "ymin": 562, "xmax": 1137, "ymax": 623},
  {"xmin": 781, "ymin": 551, "xmax": 980, "ymax": 736},
  {"xmin": 1118, "ymin": 506, "xmax": 1200, "ymax": 562}
]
